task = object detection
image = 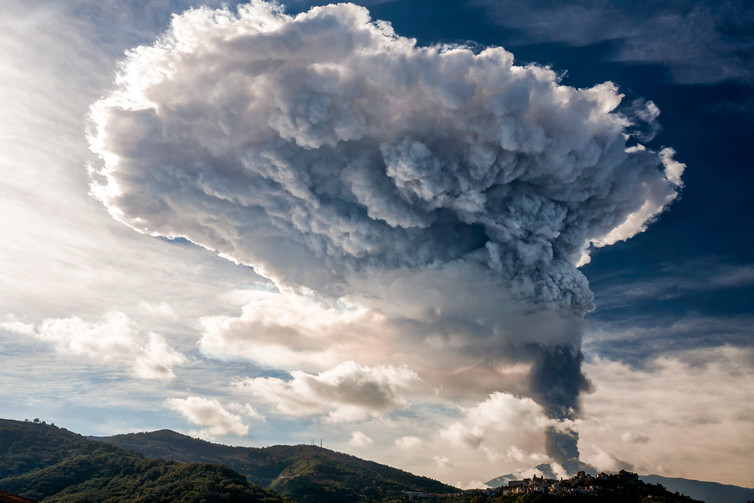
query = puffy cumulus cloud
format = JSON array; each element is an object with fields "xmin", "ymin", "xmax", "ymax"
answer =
[
  {"xmin": 88, "ymin": 0, "xmax": 684, "ymax": 464},
  {"xmin": 198, "ymin": 277, "xmax": 585, "ymax": 405},
  {"xmin": 349, "ymin": 431, "xmax": 374, "ymax": 448},
  {"xmin": 505, "ymin": 463, "xmax": 568, "ymax": 482},
  {"xmin": 0, "ymin": 317, "xmax": 35, "ymax": 337},
  {"xmin": 578, "ymin": 346, "xmax": 754, "ymax": 486},
  {"xmin": 580, "ymin": 147, "xmax": 683, "ymax": 263},
  {"xmin": 458, "ymin": 480, "xmax": 490, "ymax": 490},
  {"xmin": 505, "ymin": 445, "xmax": 550, "ymax": 466},
  {"xmin": 582, "ymin": 445, "xmax": 633, "ymax": 473},
  {"xmin": 395, "ymin": 435, "xmax": 422, "ymax": 450},
  {"xmin": 620, "ymin": 431, "xmax": 650, "ymax": 444},
  {"xmin": 320, "ymin": 399, "xmax": 563, "ymax": 487},
  {"xmin": 440, "ymin": 392, "xmax": 557, "ymax": 452},
  {"xmin": 198, "ymin": 288, "xmax": 390, "ymax": 371},
  {"xmin": 166, "ymin": 395, "xmax": 258, "ymax": 439},
  {"xmin": 433, "ymin": 455, "xmax": 452, "ymax": 469},
  {"xmin": 196, "ymin": 285, "xmax": 586, "ymax": 419},
  {"xmin": 236, "ymin": 360, "xmax": 420, "ymax": 422},
  {"xmin": 1, "ymin": 311, "xmax": 185, "ymax": 380},
  {"xmin": 138, "ymin": 300, "xmax": 178, "ymax": 319}
]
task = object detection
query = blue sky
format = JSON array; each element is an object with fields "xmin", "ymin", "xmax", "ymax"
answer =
[{"xmin": 1, "ymin": 0, "xmax": 752, "ymax": 489}]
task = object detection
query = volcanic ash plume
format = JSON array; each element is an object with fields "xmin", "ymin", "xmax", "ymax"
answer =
[{"xmin": 88, "ymin": 1, "xmax": 684, "ymax": 464}]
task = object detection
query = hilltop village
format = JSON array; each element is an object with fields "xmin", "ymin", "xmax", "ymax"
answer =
[
  {"xmin": 495, "ymin": 470, "xmax": 641, "ymax": 496},
  {"xmin": 403, "ymin": 470, "xmax": 667, "ymax": 500}
]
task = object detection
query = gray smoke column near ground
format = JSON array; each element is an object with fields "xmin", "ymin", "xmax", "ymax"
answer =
[
  {"xmin": 530, "ymin": 345, "xmax": 593, "ymax": 463},
  {"xmin": 88, "ymin": 2, "xmax": 684, "ymax": 463}
]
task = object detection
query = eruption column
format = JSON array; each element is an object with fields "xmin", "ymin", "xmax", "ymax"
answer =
[{"xmin": 88, "ymin": 0, "xmax": 684, "ymax": 466}]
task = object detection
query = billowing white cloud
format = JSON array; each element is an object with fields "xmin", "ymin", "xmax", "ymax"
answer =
[
  {"xmin": 578, "ymin": 346, "xmax": 754, "ymax": 486},
  {"xmin": 505, "ymin": 445, "xmax": 550, "ymax": 465},
  {"xmin": 236, "ymin": 361, "xmax": 420, "ymax": 422},
  {"xmin": 433, "ymin": 455, "xmax": 452, "ymax": 468},
  {"xmin": 395, "ymin": 435, "xmax": 422, "ymax": 450},
  {"xmin": 198, "ymin": 275, "xmax": 585, "ymax": 409},
  {"xmin": 620, "ymin": 431, "xmax": 650, "ymax": 444},
  {"xmin": 1, "ymin": 311, "xmax": 185, "ymax": 380},
  {"xmin": 584, "ymin": 147, "xmax": 684, "ymax": 256},
  {"xmin": 457, "ymin": 480, "xmax": 489, "ymax": 490},
  {"xmin": 583, "ymin": 444, "xmax": 632, "ymax": 473},
  {"xmin": 198, "ymin": 288, "xmax": 389, "ymax": 371},
  {"xmin": 0, "ymin": 317, "xmax": 35, "ymax": 336},
  {"xmin": 228, "ymin": 401, "xmax": 265, "ymax": 421},
  {"xmin": 301, "ymin": 394, "xmax": 559, "ymax": 487},
  {"xmin": 138, "ymin": 300, "xmax": 178, "ymax": 319},
  {"xmin": 166, "ymin": 395, "xmax": 256, "ymax": 439},
  {"xmin": 440, "ymin": 392, "xmax": 555, "ymax": 449},
  {"xmin": 504, "ymin": 463, "xmax": 567, "ymax": 482},
  {"xmin": 89, "ymin": 1, "xmax": 682, "ymax": 312},
  {"xmin": 349, "ymin": 431, "xmax": 374, "ymax": 448}
]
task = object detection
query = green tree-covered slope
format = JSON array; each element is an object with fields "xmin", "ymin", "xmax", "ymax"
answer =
[
  {"xmin": 0, "ymin": 419, "xmax": 710, "ymax": 503},
  {"xmin": 99, "ymin": 429, "xmax": 458, "ymax": 502},
  {"xmin": 0, "ymin": 419, "xmax": 286, "ymax": 503}
]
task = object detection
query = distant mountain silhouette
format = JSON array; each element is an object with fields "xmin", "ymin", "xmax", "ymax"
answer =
[
  {"xmin": 486, "ymin": 460, "xmax": 596, "ymax": 487},
  {"xmin": 640, "ymin": 474, "xmax": 754, "ymax": 503}
]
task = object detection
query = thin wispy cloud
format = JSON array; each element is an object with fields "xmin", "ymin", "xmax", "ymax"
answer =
[{"xmin": 473, "ymin": 0, "xmax": 754, "ymax": 84}]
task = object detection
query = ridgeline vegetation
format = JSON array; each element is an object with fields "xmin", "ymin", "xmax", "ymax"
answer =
[
  {"xmin": 0, "ymin": 419, "xmax": 707, "ymax": 503},
  {"xmin": 100, "ymin": 429, "xmax": 457, "ymax": 502},
  {"xmin": 0, "ymin": 419, "xmax": 286, "ymax": 503}
]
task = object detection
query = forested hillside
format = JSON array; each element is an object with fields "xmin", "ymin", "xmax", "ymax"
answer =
[
  {"xmin": 0, "ymin": 419, "xmax": 716, "ymax": 503},
  {"xmin": 0, "ymin": 419, "xmax": 286, "ymax": 503},
  {"xmin": 101, "ymin": 429, "xmax": 457, "ymax": 502}
]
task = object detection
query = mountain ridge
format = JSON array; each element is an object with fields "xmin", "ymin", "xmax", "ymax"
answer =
[
  {"xmin": 639, "ymin": 474, "xmax": 754, "ymax": 503},
  {"xmin": 3, "ymin": 418, "xmax": 748, "ymax": 503},
  {"xmin": 0, "ymin": 418, "xmax": 287, "ymax": 503},
  {"xmin": 96, "ymin": 428, "xmax": 459, "ymax": 501}
]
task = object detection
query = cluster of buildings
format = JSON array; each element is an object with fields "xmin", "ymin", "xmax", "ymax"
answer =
[
  {"xmin": 401, "ymin": 470, "xmax": 641, "ymax": 500},
  {"xmin": 492, "ymin": 470, "xmax": 641, "ymax": 497}
]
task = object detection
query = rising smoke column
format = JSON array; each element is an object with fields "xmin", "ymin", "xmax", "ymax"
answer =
[
  {"xmin": 529, "ymin": 345, "xmax": 592, "ymax": 464},
  {"xmin": 88, "ymin": 2, "xmax": 684, "ymax": 464}
]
